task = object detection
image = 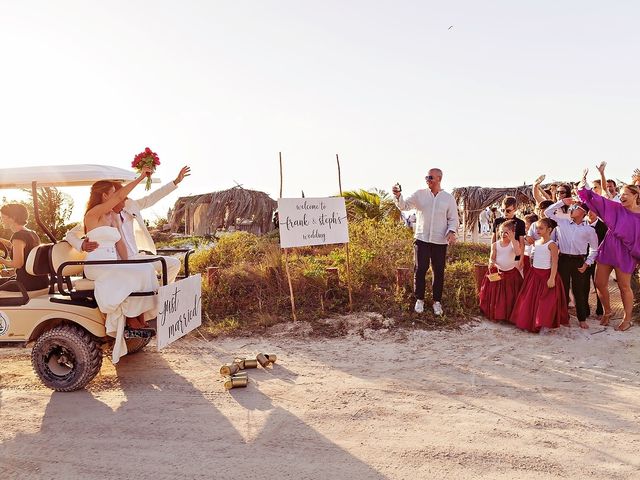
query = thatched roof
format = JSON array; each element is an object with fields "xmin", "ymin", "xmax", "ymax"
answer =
[{"xmin": 168, "ymin": 187, "xmax": 277, "ymax": 234}]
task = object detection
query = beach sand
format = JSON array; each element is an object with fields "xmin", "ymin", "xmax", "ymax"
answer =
[{"xmin": 1, "ymin": 311, "xmax": 639, "ymax": 479}]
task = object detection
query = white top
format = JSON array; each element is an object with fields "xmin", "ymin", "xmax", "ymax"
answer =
[
  {"xmin": 544, "ymin": 200, "xmax": 598, "ymax": 265},
  {"xmin": 395, "ymin": 189, "xmax": 459, "ymax": 245},
  {"xmin": 494, "ymin": 241, "xmax": 517, "ymax": 271},
  {"xmin": 532, "ymin": 239, "xmax": 554, "ymax": 269}
]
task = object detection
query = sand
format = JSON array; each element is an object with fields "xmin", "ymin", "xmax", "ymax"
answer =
[{"xmin": 1, "ymin": 315, "xmax": 640, "ymax": 480}]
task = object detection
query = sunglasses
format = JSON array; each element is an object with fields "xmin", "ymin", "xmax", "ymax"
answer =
[
  {"xmin": 425, "ymin": 175, "xmax": 435, "ymax": 181},
  {"xmin": 569, "ymin": 204, "xmax": 586, "ymax": 213},
  {"xmin": 557, "ymin": 190, "xmax": 569, "ymax": 195}
]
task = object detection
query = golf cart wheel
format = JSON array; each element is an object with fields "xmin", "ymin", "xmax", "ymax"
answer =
[
  {"xmin": 31, "ymin": 324, "xmax": 103, "ymax": 392},
  {"xmin": 125, "ymin": 336, "xmax": 152, "ymax": 354}
]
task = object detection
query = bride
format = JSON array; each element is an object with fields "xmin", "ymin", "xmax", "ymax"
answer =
[{"xmin": 83, "ymin": 166, "xmax": 158, "ymax": 362}]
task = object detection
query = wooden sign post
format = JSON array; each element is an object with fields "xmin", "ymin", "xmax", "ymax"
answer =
[{"xmin": 280, "ymin": 152, "xmax": 297, "ymax": 321}]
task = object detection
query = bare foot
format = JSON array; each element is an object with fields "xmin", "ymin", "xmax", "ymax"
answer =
[
  {"xmin": 127, "ymin": 317, "xmax": 146, "ymax": 329},
  {"xmin": 600, "ymin": 313, "xmax": 612, "ymax": 326},
  {"xmin": 615, "ymin": 320, "xmax": 632, "ymax": 332},
  {"xmin": 579, "ymin": 322, "xmax": 589, "ymax": 329}
]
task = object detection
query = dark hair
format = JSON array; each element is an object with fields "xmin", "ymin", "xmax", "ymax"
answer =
[
  {"xmin": 525, "ymin": 213, "xmax": 539, "ymax": 225},
  {"xmin": 502, "ymin": 196, "xmax": 517, "ymax": 208},
  {"xmin": 500, "ymin": 219, "xmax": 516, "ymax": 232},
  {"xmin": 0, "ymin": 203, "xmax": 29, "ymax": 225},
  {"xmin": 607, "ymin": 179, "xmax": 617, "ymax": 187},
  {"xmin": 593, "ymin": 179, "xmax": 602, "ymax": 187},
  {"xmin": 85, "ymin": 181, "xmax": 116, "ymax": 218},
  {"xmin": 537, "ymin": 200, "xmax": 554, "ymax": 210},
  {"xmin": 538, "ymin": 217, "xmax": 557, "ymax": 230},
  {"xmin": 558, "ymin": 183, "xmax": 572, "ymax": 194}
]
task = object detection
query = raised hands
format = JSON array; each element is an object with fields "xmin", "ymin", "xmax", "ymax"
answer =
[
  {"xmin": 534, "ymin": 174, "xmax": 546, "ymax": 184},
  {"xmin": 596, "ymin": 161, "xmax": 606, "ymax": 174},
  {"xmin": 578, "ymin": 168, "xmax": 589, "ymax": 189}
]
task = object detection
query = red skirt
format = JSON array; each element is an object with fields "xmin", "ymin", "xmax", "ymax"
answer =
[
  {"xmin": 522, "ymin": 255, "xmax": 531, "ymax": 279},
  {"xmin": 510, "ymin": 267, "xmax": 569, "ymax": 333},
  {"xmin": 479, "ymin": 268, "xmax": 524, "ymax": 321}
]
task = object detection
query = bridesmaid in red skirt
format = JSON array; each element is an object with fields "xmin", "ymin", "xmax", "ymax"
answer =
[
  {"xmin": 510, "ymin": 218, "xmax": 569, "ymax": 332},
  {"xmin": 479, "ymin": 220, "xmax": 524, "ymax": 321}
]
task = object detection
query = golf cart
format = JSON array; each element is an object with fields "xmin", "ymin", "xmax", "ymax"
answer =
[{"xmin": 0, "ymin": 164, "xmax": 193, "ymax": 391}]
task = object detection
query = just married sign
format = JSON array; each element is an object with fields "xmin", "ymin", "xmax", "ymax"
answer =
[
  {"xmin": 156, "ymin": 274, "xmax": 202, "ymax": 350},
  {"xmin": 277, "ymin": 197, "xmax": 349, "ymax": 248}
]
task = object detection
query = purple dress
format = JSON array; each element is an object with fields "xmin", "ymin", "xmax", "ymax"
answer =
[{"xmin": 578, "ymin": 188, "xmax": 640, "ymax": 273}]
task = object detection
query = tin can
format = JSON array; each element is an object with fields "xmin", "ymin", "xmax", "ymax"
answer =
[
  {"xmin": 256, "ymin": 353, "xmax": 271, "ymax": 368},
  {"xmin": 243, "ymin": 358, "xmax": 258, "ymax": 369},
  {"xmin": 233, "ymin": 358, "xmax": 246, "ymax": 369},
  {"xmin": 265, "ymin": 354, "xmax": 277, "ymax": 364},
  {"xmin": 219, "ymin": 363, "xmax": 240, "ymax": 376},
  {"xmin": 223, "ymin": 375, "xmax": 248, "ymax": 390}
]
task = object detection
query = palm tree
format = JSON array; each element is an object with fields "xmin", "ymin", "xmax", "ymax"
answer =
[{"xmin": 341, "ymin": 189, "xmax": 401, "ymax": 222}]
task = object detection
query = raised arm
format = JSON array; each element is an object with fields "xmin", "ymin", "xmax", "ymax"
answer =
[
  {"xmin": 533, "ymin": 175, "xmax": 549, "ymax": 203},
  {"xmin": 85, "ymin": 167, "xmax": 152, "ymax": 223},
  {"xmin": 578, "ymin": 187, "xmax": 625, "ymax": 229},
  {"xmin": 596, "ymin": 162, "xmax": 612, "ymax": 199},
  {"xmin": 544, "ymin": 199, "xmax": 570, "ymax": 222}
]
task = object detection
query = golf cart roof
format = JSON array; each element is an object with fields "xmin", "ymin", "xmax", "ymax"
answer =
[{"xmin": 0, "ymin": 164, "xmax": 146, "ymax": 189}]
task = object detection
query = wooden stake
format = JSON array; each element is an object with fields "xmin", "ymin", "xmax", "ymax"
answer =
[
  {"xmin": 336, "ymin": 154, "xmax": 353, "ymax": 311},
  {"xmin": 279, "ymin": 152, "xmax": 297, "ymax": 321}
]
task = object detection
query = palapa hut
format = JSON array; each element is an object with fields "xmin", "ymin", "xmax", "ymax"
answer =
[{"xmin": 168, "ymin": 186, "xmax": 277, "ymax": 236}]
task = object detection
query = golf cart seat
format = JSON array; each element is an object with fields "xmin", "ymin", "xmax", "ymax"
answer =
[
  {"xmin": 0, "ymin": 244, "xmax": 51, "ymax": 304},
  {"xmin": 49, "ymin": 241, "xmax": 95, "ymax": 297}
]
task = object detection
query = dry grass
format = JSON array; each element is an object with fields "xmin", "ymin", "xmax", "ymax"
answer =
[{"xmin": 191, "ymin": 219, "xmax": 490, "ymax": 335}]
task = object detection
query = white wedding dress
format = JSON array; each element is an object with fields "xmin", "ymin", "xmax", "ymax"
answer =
[{"xmin": 84, "ymin": 226, "xmax": 159, "ymax": 363}]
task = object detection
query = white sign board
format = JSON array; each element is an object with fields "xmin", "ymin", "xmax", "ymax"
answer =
[
  {"xmin": 156, "ymin": 274, "xmax": 202, "ymax": 350},
  {"xmin": 278, "ymin": 197, "xmax": 349, "ymax": 248}
]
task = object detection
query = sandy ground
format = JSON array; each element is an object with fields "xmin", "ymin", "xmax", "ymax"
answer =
[{"xmin": 1, "ymin": 312, "xmax": 640, "ymax": 480}]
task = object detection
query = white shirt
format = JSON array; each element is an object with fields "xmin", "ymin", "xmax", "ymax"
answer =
[
  {"xmin": 532, "ymin": 239, "xmax": 554, "ymax": 269},
  {"xmin": 395, "ymin": 189, "xmax": 459, "ymax": 245},
  {"xmin": 118, "ymin": 210, "xmax": 138, "ymax": 258},
  {"xmin": 544, "ymin": 200, "xmax": 599, "ymax": 265}
]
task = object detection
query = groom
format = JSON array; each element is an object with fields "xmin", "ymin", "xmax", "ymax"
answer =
[{"xmin": 65, "ymin": 166, "xmax": 191, "ymax": 284}]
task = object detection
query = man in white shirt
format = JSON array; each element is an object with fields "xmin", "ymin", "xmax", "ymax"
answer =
[
  {"xmin": 392, "ymin": 168, "xmax": 459, "ymax": 316},
  {"xmin": 66, "ymin": 166, "xmax": 191, "ymax": 284},
  {"xmin": 545, "ymin": 198, "xmax": 599, "ymax": 328}
]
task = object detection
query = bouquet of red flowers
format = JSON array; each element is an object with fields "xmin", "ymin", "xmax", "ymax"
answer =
[{"xmin": 132, "ymin": 147, "xmax": 160, "ymax": 191}]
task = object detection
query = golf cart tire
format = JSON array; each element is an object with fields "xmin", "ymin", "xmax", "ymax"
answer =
[
  {"xmin": 125, "ymin": 336, "xmax": 151, "ymax": 354},
  {"xmin": 31, "ymin": 324, "xmax": 103, "ymax": 392}
]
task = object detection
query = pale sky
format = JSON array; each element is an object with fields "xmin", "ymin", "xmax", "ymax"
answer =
[{"xmin": 1, "ymin": 1, "xmax": 638, "ymax": 221}]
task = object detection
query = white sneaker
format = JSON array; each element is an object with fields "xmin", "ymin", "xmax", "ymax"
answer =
[
  {"xmin": 414, "ymin": 300, "xmax": 424, "ymax": 313},
  {"xmin": 433, "ymin": 301, "xmax": 443, "ymax": 316}
]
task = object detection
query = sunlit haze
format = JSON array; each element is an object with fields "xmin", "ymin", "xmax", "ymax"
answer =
[{"xmin": 2, "ymin": 1, "xmax": 638, "ymax": 221}]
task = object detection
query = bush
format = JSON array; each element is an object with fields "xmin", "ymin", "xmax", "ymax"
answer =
[{"xmin": 193, "ymin": 220, "xmax": 490, "ymax": 332}]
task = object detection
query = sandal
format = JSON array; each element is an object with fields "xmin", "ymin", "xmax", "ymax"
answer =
[
  {"xmin": 615, "ymin": 320, "xmax": 632, "ymax": 332},
  {"xmin": 600, "ymin": 313, "xmax": 612, "ymax": 326}
]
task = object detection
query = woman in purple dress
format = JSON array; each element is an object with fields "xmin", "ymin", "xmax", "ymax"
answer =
[{"xmin": 577, "ymin": 170, "xmax": 640, "ymax": 331}]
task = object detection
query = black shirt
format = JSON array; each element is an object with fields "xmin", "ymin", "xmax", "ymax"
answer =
[{"xmin": 11, "ymin": 229, "xmax": 49, "ymax": 291}]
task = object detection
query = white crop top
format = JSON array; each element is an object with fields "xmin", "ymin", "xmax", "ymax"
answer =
[
  {"xmin": 532, "ymin": 239, "xmax": 554, "ymax": 269},
  {"xmin": 494, "ymin": 241, "xmax": 517, "ymax": 271}
]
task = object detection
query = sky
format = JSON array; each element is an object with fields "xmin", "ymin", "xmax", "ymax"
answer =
[{"xmin": 1, "ymin": 1, "xmax": 639, "ymax": 221}]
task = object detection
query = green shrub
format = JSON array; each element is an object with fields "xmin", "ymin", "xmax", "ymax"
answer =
[{"xmin": 190, "ymin": 220, "xmax": 489, "ymax": 331}]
